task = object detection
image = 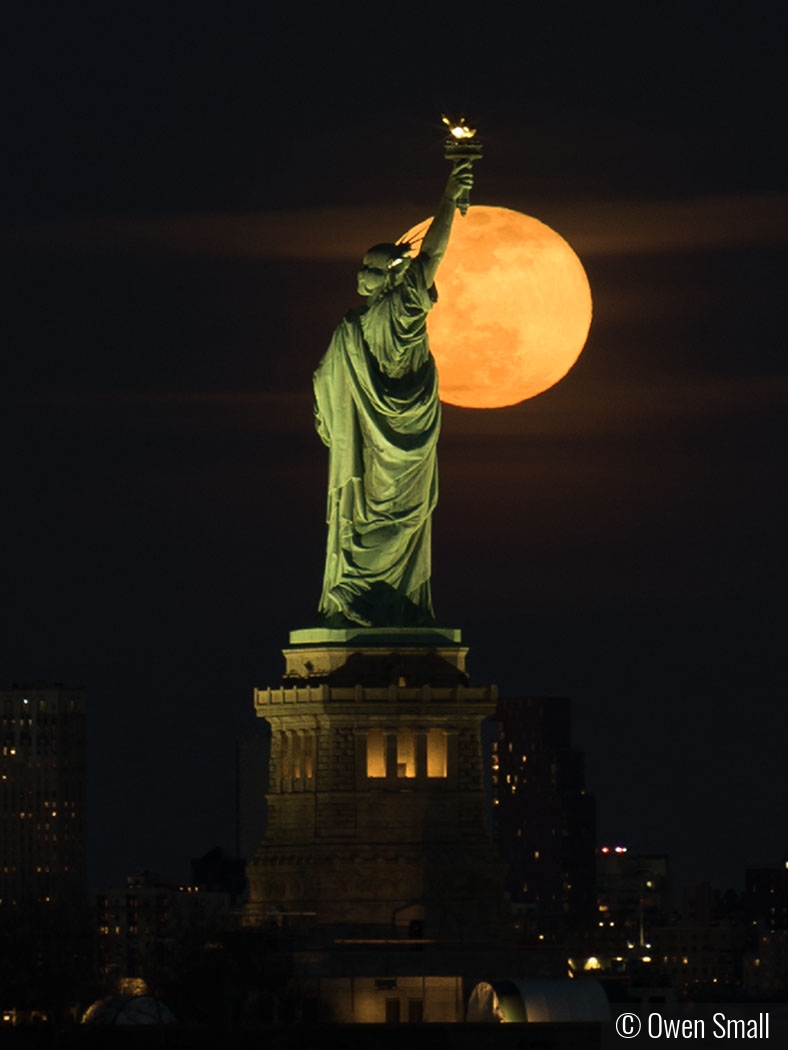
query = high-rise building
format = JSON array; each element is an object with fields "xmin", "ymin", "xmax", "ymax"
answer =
[
  {"xmin": 651, "ymin": 881, "xmax": 747, "ymax": 994},
  {"xmin": 746, "ymin": 853, "xmax": 788, "ymax": 930},
  {"xmin": 0, "ymin": 684, "xmax": 87, "ymax": 913},
  {"xmin": 595, "ymin": 849, "xmax": 672, "ymax": 937},
  {"xmin": 485, "ymin": 696, "xmax": 596, "ymax": 939}
]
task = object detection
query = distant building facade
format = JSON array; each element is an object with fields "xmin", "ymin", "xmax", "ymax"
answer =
[
  {"xmin": 96, "ymin": 870, "xmax": 233, "ymax": 990},
  {"xmin": 0, "ymin": 684, "xmax": 87, "ymax": 913},
  {"xmin": 190, "ymin": 846, "xmax": 246, "ymax": 905},
  {"xmin": 486, "ymin": 696, "xmax": 596, "ymax": 939},
  {"xmin": 594, "ymin": 848, "xmax": 672, "ymax": 948},
  {"xmin": 742, "ymin": 852, "xmax": 788, "ymax": 997},
  {"xmin": 743, "ymin": 927, "xmax": 788, "ymax": 998},
  {"xmin": 564, "ymin": 846, "xmax": 675, "ymax": 989},
  {"xmin": 746, "ymin": 853, "xmax": 788, "ymax": 931}
]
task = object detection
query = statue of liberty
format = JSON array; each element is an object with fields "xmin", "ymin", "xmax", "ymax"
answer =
[{"xmin": 313, "ymin": 160, "xmax": 473, "ymax": 628}]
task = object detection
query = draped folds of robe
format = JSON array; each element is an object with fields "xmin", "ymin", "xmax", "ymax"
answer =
[{"xmin": 313, "ymin": 257, "xmax": 440, "ymax": 627}]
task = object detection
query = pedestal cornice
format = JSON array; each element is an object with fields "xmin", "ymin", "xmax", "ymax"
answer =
[{"xmin": 282, "ymin": 626, "xmax": 468, "ymax": 685}]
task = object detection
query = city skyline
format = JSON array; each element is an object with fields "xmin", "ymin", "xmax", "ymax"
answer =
[{"xmin": 1, "ymin": 5, "xmax": 786, "ymax": 894}]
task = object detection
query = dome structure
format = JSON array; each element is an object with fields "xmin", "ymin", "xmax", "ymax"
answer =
[
  {"xmin": 81, "ymin": 995, "xmax": 177, "ymax": 1025},
  {"xmin": 466, "ymin": 979, "xmax": 610, "ymax": 1023}
]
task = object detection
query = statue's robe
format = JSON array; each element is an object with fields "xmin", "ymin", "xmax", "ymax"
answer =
[{"xmin": 313, "ymin": 257, "xmax": 440, "ymax": 627}]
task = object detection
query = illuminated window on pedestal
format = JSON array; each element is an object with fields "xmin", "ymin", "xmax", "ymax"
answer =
[
  {"xmin": 397, "ymin": 729, "xmax": 415, "ymax": 778},
  {"xmin": 365, "ymin": 728, "xmax": 448, "ymax": 780},
  {"xmin": 427, "ymin": 728, "xmax": 447, "ymax": 778},
  {"xmin": 280, "ymin": 732, "xmax": 314, "ymax": 785},
  {"xmin": 367, "ymin": 729, "xmax": 386, "ymax": 778},
  {"xmin": 280, "ymin": 733, "xmax": 289, "ymax": 780},
  {"xmin": 292, "ymin": 734, "xmax": 302, "ymax": 779}
]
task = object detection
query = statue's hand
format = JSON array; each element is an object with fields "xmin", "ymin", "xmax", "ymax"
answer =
[{"xmin": 446, "ymin": 160, "xmax": 474, "ymax": 201}]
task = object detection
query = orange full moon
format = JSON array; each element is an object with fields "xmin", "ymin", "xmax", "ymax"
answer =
[{"xmin": 401, "ymin": 206, "xmax": 592, "ymax": 408}]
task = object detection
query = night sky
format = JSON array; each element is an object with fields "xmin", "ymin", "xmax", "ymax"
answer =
[{"xmin": 2, "ymin": 5, "xmax": 786, "ymax": 896}]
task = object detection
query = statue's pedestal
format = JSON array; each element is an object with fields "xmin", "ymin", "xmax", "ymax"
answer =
[
  {"xmin": 246, "ymin": 625, "xmax": 561, "ymax": 1021},
  {"xmin": 289, "ymin": 627, "xmax": 463, "ymax": 645},
  {"xmin": 282, "ymin": 626, "xmax": 467, "ymax": 685}
]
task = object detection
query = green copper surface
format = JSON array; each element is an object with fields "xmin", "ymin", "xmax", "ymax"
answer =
[
  {"xmin": 289, "ymin": 626, "xmax": 463, "ymax": 647},
  {"xmin": 313, "ymin": 160, "xmax": 474, "ymax": 629}
]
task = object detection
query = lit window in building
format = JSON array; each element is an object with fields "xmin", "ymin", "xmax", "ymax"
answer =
[
  {"xmin": 280, "ymin": 733, "xmax": 289, "ymax": 780},
  {"xmin": 292, "ymin": 733, "xmax": 302, "ymax": 780},
  {"xmin": 426, "ymin": 728, "xmax": 447, "ymax": 778},
  {"xmin": 303, "ymin": 735, "xmax": 313, "ymax": 780},
  {"xmin": 397, "ymin": 729, "xmax": 415, "ymax": 778},
  {"xmin": 367, "ymin": 729, "xmax": 386, "ymax": 778}
]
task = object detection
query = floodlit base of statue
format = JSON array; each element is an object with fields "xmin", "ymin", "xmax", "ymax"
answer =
[{"xmin": 245, "ymin": 622, "xmax": 564, "ymax": 1022}]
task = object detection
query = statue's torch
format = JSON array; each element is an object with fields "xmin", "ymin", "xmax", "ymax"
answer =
[{"xmin": 442, "ymin": 115, "xmax": 482, "ymax": 216}]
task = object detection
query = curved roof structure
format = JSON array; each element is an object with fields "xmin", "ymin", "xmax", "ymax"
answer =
[
  {"xmin": 81, "ymin": 995, "xmax": 177, "ymax": 1025},
  {"xmin": 466, "ymin": 978, "xmax": 610, "ymax": 1023}
]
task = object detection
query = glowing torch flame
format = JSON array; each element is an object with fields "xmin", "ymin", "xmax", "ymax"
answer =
[
  {"xmin": 442, "ymin": 114, "xmax": 476, "ymax": 139},
  {"xmin": 442, "ymin": 114, "xmax": 482, "ymax": 216}
]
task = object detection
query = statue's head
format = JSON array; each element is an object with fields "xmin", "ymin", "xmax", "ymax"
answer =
[{"xmin": 357, "ymin": 242, "xmax": 412, "ymax": 298}]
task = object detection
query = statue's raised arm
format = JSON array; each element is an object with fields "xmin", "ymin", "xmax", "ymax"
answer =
[
  {"xmin": 312, "ymin": 158, "xmax": 471, "ymax": 628},
  {"xmin": 418, "ymin": 160, "xmax": 474, "ymax": 288}
]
